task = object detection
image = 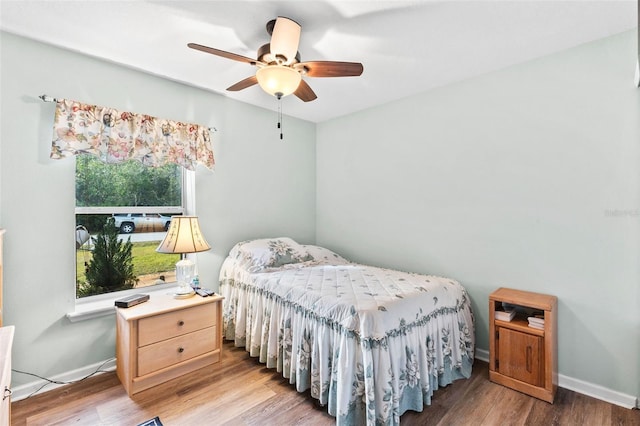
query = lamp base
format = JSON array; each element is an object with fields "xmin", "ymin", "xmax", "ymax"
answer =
[
  {"xmin": 173, "ymin": 291, "xmax": 195, "ymax": 299},
  {"xmin": 175, "ymin": 258, "xmax": 195, "ymax": 294}
]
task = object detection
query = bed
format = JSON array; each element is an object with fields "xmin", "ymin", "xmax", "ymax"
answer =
[{"xmin": 219, "ymin": 238, "xmax": 475, "ymax": 425}]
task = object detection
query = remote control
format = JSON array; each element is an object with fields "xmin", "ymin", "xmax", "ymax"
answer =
[
  {"xmin": 204, "ymin": 288, "xmax": 215, "ymax": 296},
  {"xmin": 195, "ymin": 288, "xmax": 209, "ymax": 297}
]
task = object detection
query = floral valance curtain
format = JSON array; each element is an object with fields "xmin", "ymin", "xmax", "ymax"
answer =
[{"xmin": 50, "ymin": 99, "xmax": 215, "ymax": 171}]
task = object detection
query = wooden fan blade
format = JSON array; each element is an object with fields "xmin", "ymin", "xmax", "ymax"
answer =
[
  {"xmin": 300, "ymin": 61, "xmax": 364, "ymax": 78},
  {"xmin": 227, "ymin": 76, "xmax": 258, "ymax": 91},
  {"xmin": 188, "ymin": 43, "xmax": 257, "ymax": 65},
  {"xmin": 294, "ymin": 80, "xmax": 317, "ymax": 102}
]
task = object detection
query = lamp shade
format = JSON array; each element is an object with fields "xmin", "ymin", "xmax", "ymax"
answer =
[
  {"xmin": 256, "ymin": 65, "xmax": 301, "ymax": 98},
  {"xmin": 156, "ymin": 216, "xmax": 211, "ymax": 254}
]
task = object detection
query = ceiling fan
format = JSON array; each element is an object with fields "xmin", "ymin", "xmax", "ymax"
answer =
[{"xmin": 188, "ymin": 17, "xmax": 364, "ymax": 102}]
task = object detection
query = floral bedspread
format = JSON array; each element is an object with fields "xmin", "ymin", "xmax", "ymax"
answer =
[{"xmin": 219, "ymin": 257, "xmax": 475, "ymax": 425}]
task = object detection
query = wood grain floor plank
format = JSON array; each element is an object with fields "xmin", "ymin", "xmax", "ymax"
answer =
[
  {"xmin": 566, "ymin": 392, "xmax": 615, "ymax": 426},
  {"xmin": 10, "ymin": 341, "xmax": 640, "ymax": 425},
  {"xmin": 480, "ymin": 386, "xmax": 535, "ymax": 426},
  {"xmin": 237, "ymin": 384, "xmax": 332, "ymax": 425},
  {"xmin": 524, "ymin": 388, "xmax": 568, "ymax": 426},
  {"xmin": 436, "ymin": 378, "xmax": 507, "ymax": 424},
  {"xmin": 401, "ymin": 365, "xmax": 486, "ymax": 425},
  {"xmin": 612, "ymin": 404, "xmax": 640, "ymax": 426}
]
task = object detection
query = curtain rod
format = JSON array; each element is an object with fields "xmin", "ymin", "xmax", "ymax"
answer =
[
  {"xmin": 39, "ymin": 94, "xmax": 58, "ymax": 103},
  {"xmin": 38, "ymin": 94, "xmax": 218, "ymax": 132}
]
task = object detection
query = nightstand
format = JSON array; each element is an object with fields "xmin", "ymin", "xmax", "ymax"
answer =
[
  {"xmin": 116, "ymin": 292, "xmax": 223, "ymax": 396},
  {"xmin": 0, "ymin": 326, "xmax": 14, "ymax": 426},
  {"xmin": 489, "ymin": 287, "xmax": 557, "ymax": 403}
]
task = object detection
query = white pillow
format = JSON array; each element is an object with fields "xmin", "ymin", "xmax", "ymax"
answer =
[
  {"xmin": 301, "ymin": 244, "xmax": 350, "ymax": 265},
  {"xmin": 230, "ymin": 237, "xmax": 312, "ymax": 272}
]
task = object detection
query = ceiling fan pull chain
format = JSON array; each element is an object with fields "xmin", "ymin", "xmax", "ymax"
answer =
[{"xmin": 277, "ymin": 96, "xmax": 284, "ymax": 140}]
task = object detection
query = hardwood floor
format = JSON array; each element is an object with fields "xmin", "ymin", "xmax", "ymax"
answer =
[{"xmin": 11, "ymin": 341, "xmax": 639, "ymax": 425}]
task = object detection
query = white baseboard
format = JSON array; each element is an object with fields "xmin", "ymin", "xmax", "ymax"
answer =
[
  {"xmin": 558, "ymin": 373, "xmax": 638, "ymax": 409},
  {"xmin": 475, "ymin": 348, "xmax": 489, "ymax": 362},
  {"xmin": 12, "ymin": 354, "xmax": 639, "ymax": 410},
  {"xmin": 474, "ymin": 350, "xmax": 638, "ymax": 409},
  {"xmin": 11, "ymin": 358, "xmax": 116, "ymax": 402}
]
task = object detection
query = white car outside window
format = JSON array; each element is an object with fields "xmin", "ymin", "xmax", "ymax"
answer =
[{"xmin": 112, "ymin": 213, "xmax": 172, "ymax": 234}]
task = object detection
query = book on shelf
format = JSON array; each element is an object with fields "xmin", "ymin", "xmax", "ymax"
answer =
[
  {"xmin": 527, "ymin": 316, "xmax": 544, "ymax": 326},
  {"xmin": 528, "ymin": 315, "xmax": 544, "ymax": 329},
  {"xmin": 495, "ymin": 310, "xmax": 516, "ymax": 321},
  {"xmin": 528, "ymin": 321, "xmax": 544, "ymax": 330}
]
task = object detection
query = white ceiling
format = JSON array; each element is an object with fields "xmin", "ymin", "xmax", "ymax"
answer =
[{"xmin": 0, "ymin": 1, "xmax": 636, "ymax": 123}]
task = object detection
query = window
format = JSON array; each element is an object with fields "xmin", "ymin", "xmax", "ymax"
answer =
[{"xmin": 75, "ymin": 155, "xmax": 193, "ymax": 298}]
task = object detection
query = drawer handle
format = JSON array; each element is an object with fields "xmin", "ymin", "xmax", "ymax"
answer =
[
  {"xmin": 178, "ymin": 320, "xmax": 185, "ymax": 326},
  {"xmin": 178, "ymin": 347, "xmax": 185, "ymax": 353},
  {"xmin": 3, "ymin": 386, "xmax": 11, "ymax": 401}
]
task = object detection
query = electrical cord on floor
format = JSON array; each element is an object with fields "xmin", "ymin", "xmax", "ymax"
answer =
[{"xmin": 12, "ymin": 357, "xmax": 116, "ymax": 399}]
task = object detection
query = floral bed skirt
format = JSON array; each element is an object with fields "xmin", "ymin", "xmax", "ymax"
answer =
[{"xmin": 220, "ymin": 254, "xmax": 475, "ymax": 425}]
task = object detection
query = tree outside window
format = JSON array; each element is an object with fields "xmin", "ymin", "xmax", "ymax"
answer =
[{"xmin": 75, "ymin": 155, "xmax": 184, "ymax": 298}]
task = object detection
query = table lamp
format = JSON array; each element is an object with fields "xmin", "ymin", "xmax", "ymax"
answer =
[{"xmin": 156, "ymin": 216, "xmax": 211, "ymax": 294}]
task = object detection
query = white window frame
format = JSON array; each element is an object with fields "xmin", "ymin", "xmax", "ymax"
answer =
[{"xmin": 68, "ymin": 168, "xmax": 196, "ymax": 322}]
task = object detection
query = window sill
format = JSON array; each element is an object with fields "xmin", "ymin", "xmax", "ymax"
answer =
[{"xmin": 66, "ymin": 283, "xmax": 178, "ymax": 323}]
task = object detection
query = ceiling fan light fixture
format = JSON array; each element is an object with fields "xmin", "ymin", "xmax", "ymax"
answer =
[{"xmin": 256, "ymin": 65, "xmax": 302, "ymax": 98}]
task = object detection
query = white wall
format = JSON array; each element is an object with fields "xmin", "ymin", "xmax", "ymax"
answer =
[
  {"xmin": 0, "ymin": 32, "xmax": 316, "ymax": 387},
  {"xmin": 316, "ymin": 30, "xmax": 639, "ymax": 400}
]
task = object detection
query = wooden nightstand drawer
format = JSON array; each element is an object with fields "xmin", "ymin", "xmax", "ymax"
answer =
[
  {"xmin": 138, "ymin": 302, "xmax": 216, "ymax": 346},
  {"xmin": 138, "ymin": 326, "xmax": 217, "ymax": 376},
  {"xmin": 496, "ymin": 327, "xmax": 544, "ymax": 387},
  {"xmin": 116, "ymin": 293, "xmax": 224, "ymax": 396}
]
